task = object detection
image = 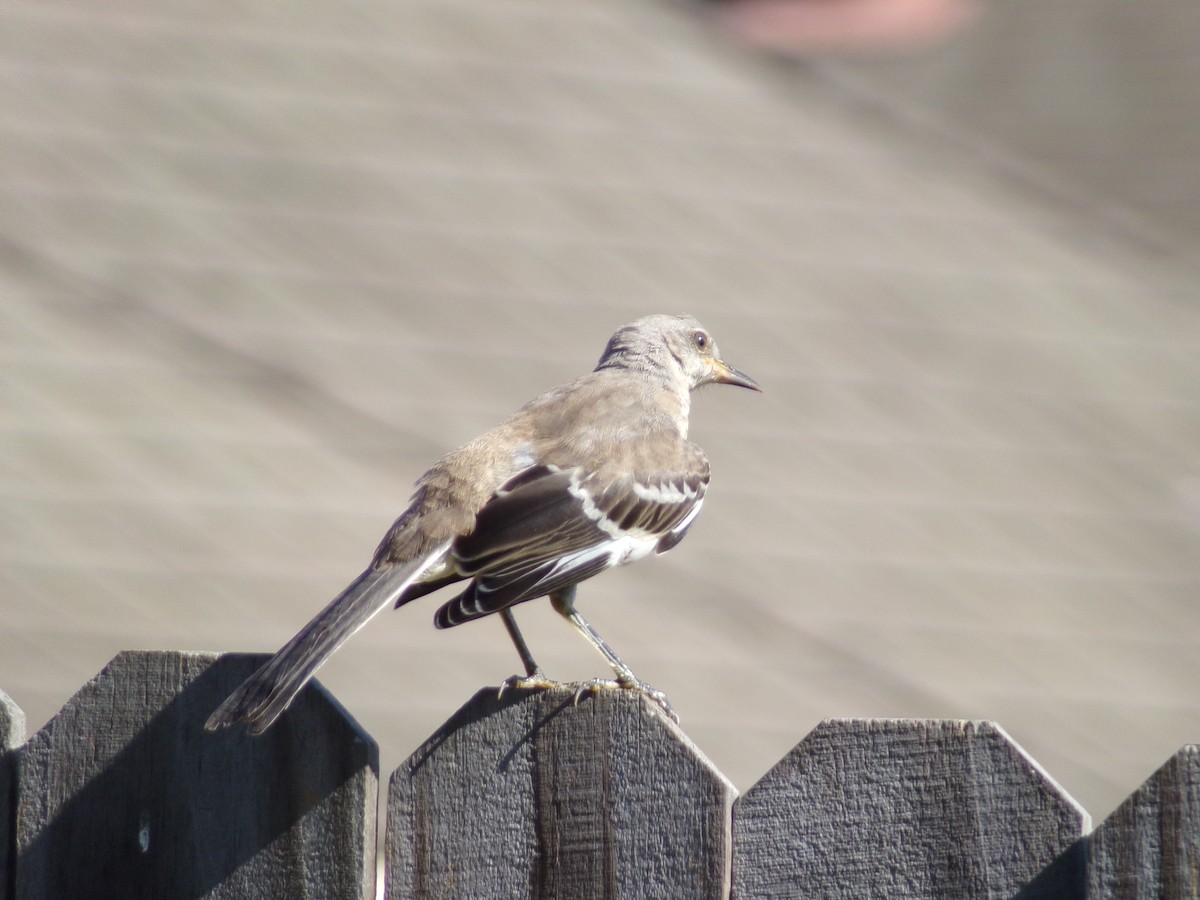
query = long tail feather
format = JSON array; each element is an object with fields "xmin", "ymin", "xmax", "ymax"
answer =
[{"xmin": 205, "ymin": 549, "xmax": 445, "ymax": 734}]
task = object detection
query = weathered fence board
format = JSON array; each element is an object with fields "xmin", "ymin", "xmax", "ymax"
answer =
[
  {"xmin": 5, "ymin": 652, "xmax": 1200, "ymax": 896},
  {"xmin": 1088, "ymin": 744, "xmax": 1200, "ymax": 899},
  {"xmin": 386, "ymin": 685, "xmax": 735, "ymax": 900},
  {"xmin": 13, "ymin": 651, "xmax": 377, "ymax": 900},
  {"xmin": 732, "ymin": 718, "xmax": 1089, "ymax": 899},
  {"xmin": 2, "ymin": 690, "xmax": 23, "ymax": 900}
]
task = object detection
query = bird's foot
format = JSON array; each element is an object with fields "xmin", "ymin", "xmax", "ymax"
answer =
[
  {"xmin": 615, "ymin": 675, "xmax": 679, "ymax": 724},
  {"xmin": 567, "ymin": 677, "xmax": 621, "ymax": 708},
  {"xmin": 496, "ymin": 673, "xmax": 679, "ymax": 723},
  {"xmin": 561, "ymin": 675, "xmax": 680, "ymax": 723},
  {"xmin": 497, "ymin": 670, "xmax": 555, "ymax": 700}
]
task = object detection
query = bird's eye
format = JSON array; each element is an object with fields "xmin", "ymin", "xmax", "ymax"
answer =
[{"xmin": 693, "ymin": 331, "xmax": 708, "ymax": 351}]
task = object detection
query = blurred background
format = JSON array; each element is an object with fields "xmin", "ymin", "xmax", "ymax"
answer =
[{"xmin": 3, "ymin": 0, "xmax": 1198, "ymax": 836}]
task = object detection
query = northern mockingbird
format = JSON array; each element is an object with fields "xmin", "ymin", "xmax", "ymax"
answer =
[{"xmin": 205, "ymin": 314, "xmax": 759, "ymax": 733}]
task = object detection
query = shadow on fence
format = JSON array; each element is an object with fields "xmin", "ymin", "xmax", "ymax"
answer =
[
  {"xmin": 1, "ymin": 650, "xmax": 1197, "ymax": 898},
  {"xmin": 6, "ymin": 653, "xmax": 375, "ymax": 899}
]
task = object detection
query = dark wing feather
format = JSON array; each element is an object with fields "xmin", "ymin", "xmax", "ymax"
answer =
[
  {"xmin": 395, "ymin": 466, "xmax": 598, "ymax": 610},
  {"xmin": 434, "ymin": 460, "xmax": 709, "ymax": 628},
  {"xmin": 453, "ymin": 466, "xmax": 603, "ymax": 576}
]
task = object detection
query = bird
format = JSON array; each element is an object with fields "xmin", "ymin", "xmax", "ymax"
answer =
[{"xmin": 204, "ymin": 314, "xmax": 760, "ymax": 734}]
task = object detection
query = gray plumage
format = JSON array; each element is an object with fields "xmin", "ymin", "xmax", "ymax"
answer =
[{"xmin": 205, "ymin": 314, "xmax": 759, "ymax": 733}]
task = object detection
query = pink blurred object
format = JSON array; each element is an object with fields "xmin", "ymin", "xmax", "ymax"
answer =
[{"xmin": 718, "ymin": 0, "xmax": 982, "ymax": 54}]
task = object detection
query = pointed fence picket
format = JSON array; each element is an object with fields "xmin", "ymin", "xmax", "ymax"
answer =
[{"xmin": 1, "ymin": 651, "xmax": 1196, "ymax": 898}]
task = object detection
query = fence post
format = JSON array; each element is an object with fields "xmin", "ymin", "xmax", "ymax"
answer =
[
  {"xmin": 1, "ymin": 690, "xmax": 23, "ymax": 900},
  {"xmin": 14, "ymin": 650, "xmax": 377, "ymax": 899},
  {"xmin": 387, "ymin": 685, "xmax": 735, "ymax": 899},
  {"xmin": 732, "ymin": 718, "xmax": 1088, "ymax": 899},
  {"xmin": 1088, "ymin": 744, "xmax": 1200, "ymax": 898}
]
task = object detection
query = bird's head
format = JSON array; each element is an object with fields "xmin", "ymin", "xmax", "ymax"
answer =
[{"xmin": 598, "ymin": 314, "xmax": 762, "ymax": 394}]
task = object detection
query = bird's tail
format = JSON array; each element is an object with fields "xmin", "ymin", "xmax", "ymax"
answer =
[{"xmin": 205, "ymin": 550, "xmax": 445, "ymax": 734}]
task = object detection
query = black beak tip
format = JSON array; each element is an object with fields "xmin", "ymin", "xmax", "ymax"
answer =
[{"xmin": 718, "ymin": 364, "xmax": 763, "ymax": 393}]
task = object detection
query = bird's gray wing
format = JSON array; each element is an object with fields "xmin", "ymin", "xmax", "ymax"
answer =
[
  {"xmin": 205, "ymin": 547, "xmax": 449, "ymax": 733},
  {"xmin": 434, "ymin": 463, "xmax": 707, "ymax": 627}
]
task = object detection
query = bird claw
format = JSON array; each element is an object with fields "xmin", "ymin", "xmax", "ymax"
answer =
[
  {"xmin": 496, "ymin": 673, "xmax": 679, "ymax": 723},
  {"xmin": 569, "ymin": 677, "xmax": 620, "ymax": 707},
  {"xmin": 565, "ymin": 675, "xmax": 681, "ymax": 724},
  {"xmin": 496, "ymin": 671, "xmax": 554, "ymax": 700},
  {"xmin": 618, "ymin": 677, "xmax": 679, "ymax": 724}
]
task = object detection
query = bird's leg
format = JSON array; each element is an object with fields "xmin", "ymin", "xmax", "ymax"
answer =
[
  {"xmin": 500, "ymin": 608, "xmax": 541, "ymax": 678},
  {"xmin": 549, "ymin": 587, "xmax": 636, "ymax": 682},
  {"xmin": 549, "ymin": 587, "xmax": 679, "ymax": 723},
  {"xmin": 497, "ymin": 608, "xmax": 554, "ymax": 698}
]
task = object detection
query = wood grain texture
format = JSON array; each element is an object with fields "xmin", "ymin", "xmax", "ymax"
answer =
[
  {"xmin": 1, "ymin": 691, "xmax": 23, "ymax": 900},
  {"xmin": 1088, "ymin": 744, "xmax": 1200, "ymax": 899},
  {"xmin": 14, "ymin": 651, "xmax": 377, "ymax": 900},
  {"xmin": 387, "ymin": 685, "xmax": 735, "ymax": 900},
  {"xmin": 732, "ymin": 718, "xmax": 1088, "ymax": 899}
]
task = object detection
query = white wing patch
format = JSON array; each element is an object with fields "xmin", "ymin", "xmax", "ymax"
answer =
[
  {"xmin": 567, "ymin": 471, "xmax": 626, "ymax": 539},
  {"xmin": 631, "ymin": 480, "xmax": 697, "ymax": 504},
  {"xmin": 569, "ymin": 471, "xmax": 700, "ymax": 543},
  {"xmin": 532, "ymin": 532, "xmax": 658, "ymax": 595},
  {"xmin": 666, "ymin": 498, "xmax": 703, "ymax": 542}
]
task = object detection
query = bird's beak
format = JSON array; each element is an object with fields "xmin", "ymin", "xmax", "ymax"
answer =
[{"xmin": 711, "ymin": 359, "xmax": 763, "ymax": 392}]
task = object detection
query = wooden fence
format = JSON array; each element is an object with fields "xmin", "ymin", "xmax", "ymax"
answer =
[{"xmin": 1, "ymin": 650, "xmax": 1196, "ymax": 898}]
